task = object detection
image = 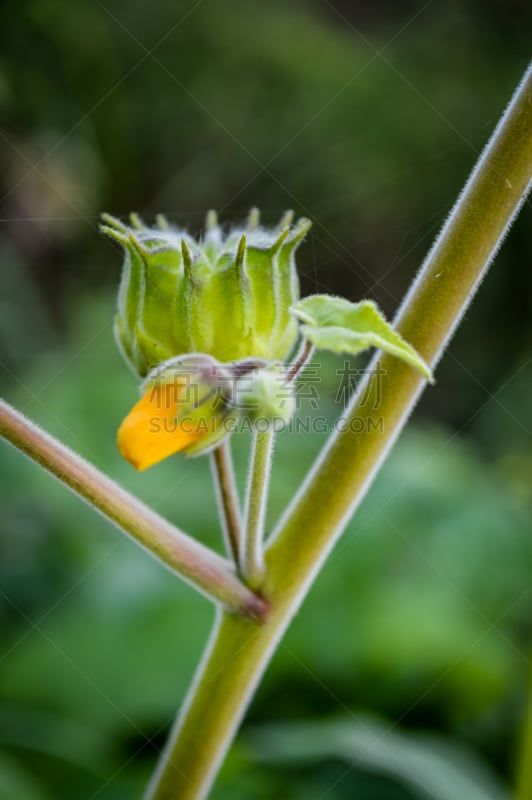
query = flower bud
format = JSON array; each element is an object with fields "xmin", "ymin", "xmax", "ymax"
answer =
[
  {"xmin": 101, "ymin": 210, "xmax": 311, "ymax": 377},
  {"xmin": 235, "ymin": 364, "xmax": 295, "ymax": 428},
  {"xmin": 116, "ymin": 355, "xmax": 296, "ymax": 469},
  {"xmin": 117, "ymin": 354, "xmax": 238, "ymax": 470}
]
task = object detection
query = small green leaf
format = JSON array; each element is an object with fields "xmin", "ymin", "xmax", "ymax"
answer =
[{"xmin": 291, "ymin": 294, "xmax": 433, "ymax": 382}]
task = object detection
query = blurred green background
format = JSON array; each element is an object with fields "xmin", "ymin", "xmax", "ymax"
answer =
[{"xmin": 1, "ymin": 1, "xmax": 532, "ymax": 798}]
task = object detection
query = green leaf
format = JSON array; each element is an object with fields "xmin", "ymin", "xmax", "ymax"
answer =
[
  {"xmin": 291, "ymin": 294, "xmax": 433, "ymax": 381},
  {"xmin": 246, "ymin": 715, "xmax": 510, "ymax": 800}
]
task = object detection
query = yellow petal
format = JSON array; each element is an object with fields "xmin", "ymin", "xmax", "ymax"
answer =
[{"xmin": 117, "ymin": 383, "xmax": 203, "ymax": 470}]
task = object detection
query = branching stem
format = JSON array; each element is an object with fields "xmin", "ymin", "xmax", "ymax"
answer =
[{"xmin": 0, "ymin": 401, "xmax": 268, "ymax": 619}]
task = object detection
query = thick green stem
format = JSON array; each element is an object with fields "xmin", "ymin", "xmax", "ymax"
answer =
[
  {"xmin": 241, "ymin": 429, "xmax": 274, "ymax": 587},
  {"xmin": 211, "ymin": 441, "xmax": 242, "ymax": 564},
  {"xmin": 267, "ymin": 59, "xmax": 532, "ymax": 591},
  {"xmin": 145, "ymin": 611, "xmax": 269, "ymax": 799},
  {"xmin": 150, "ymin": 64, "xmax": 532, "ymax": 799},
  {"xmin": 0, "ymin": 401, "xmax": 267, "ymax": 618}
]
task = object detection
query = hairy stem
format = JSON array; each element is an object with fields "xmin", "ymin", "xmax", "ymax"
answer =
[
  {"xmin": 241, "ymin": 429, "xmax": 274, "ymax": 587},
  {"xmin": 287, "ymin": 339, "xmax": 315, "ymax": 382},
  {"xmin": 0, "ymin": 401, "xmax": 267, "ymax": 618},
  {"xmin": 211, "ymin": 441, "xmax": 242, "ymax": 564},
  {"xmin": 145, "ymin": 64, "xmax": 532, "ymax": 800}
]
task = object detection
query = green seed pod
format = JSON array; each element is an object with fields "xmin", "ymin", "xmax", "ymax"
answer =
[{"xmin": 101, "ymin": 210, "xmax": 311, "ymax": 377}]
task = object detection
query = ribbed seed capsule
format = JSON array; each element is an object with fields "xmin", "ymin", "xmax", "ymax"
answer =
[{"xmin": 101, "ymin": 209, "xmax": 311, "ymax": 376}]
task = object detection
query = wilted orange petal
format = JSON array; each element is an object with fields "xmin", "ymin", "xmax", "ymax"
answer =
[{"xmin": 117, "ymin": 383, "xmax": 202, "ymax": 470}]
